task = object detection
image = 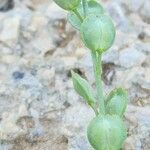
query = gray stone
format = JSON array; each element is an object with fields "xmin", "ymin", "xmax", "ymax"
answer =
[
  {"xmin": 107, "ymin": 2, "xmax": 130, "ymax": 32},
  {"xmin": 118, "ymin": 48, "xmax": 146, "ymax": 68},
  {"xmin": 0, "ymin": 0, "xmax": 14, "ymax": 11},
  {"xmin": 121, "ymin": 0, "xmax": 150, "ymax": 23},
  {"xmin": 102, "ymin": 48, "xmax": 119, "ymax": 64},
  {"xmin": 140, "ymin": 0, "xmax": 150, "ymax": 23},
  {"xmin": 0, "ymin": 112, "xmax": 24, "ymax": 140},
  {"xmin": 12, "ymin": 71, "xmax": 25, "ymax": 80},
  {"xmin": 0, "ymin": 144, "xmax": 12, "ymax": 150},
  {"xmin": 135, "ymin": 42, "xmax": 150, "ymax": 53},
  {"xmin": 125, "ymin": 105, "xmax": 150, "ymax": 149},
  {"xmin": 122, "ymin": 0, "xmax": 144, "ymax": 12},
  {"xmin": 132, "ymin": 75, "xmax": 150, "ymax": 91},
  {"xmin": 0, "ymin": 0, "xmax": 149, "ymax": 149},
  {"xmin": 68, "ymin": 136, "xmax": 91, "ymax": 150}
]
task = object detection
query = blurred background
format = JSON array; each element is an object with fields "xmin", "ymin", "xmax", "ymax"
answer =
[{"xmin": 0, "ymin": 0, "xmax": 150, "ymax": 149}]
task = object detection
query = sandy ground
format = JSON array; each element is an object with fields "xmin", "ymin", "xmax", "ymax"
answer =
[{"xmin": 0, "ymin": 0, "xmax": 150, "ymax": 149}]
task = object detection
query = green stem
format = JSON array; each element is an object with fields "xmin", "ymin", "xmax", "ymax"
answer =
[
  {"xmin": 91, "ymin": 51, "xmax": 105, "ymax": 115},
  {"xmin": 82, "ymin": 0, "xmax": 88, "ymax": 17},
  {"xmin": 73, "ymin": 9, "xmax": 83, "ymax": 22},
  {"xmin": 91, "ymin": 105, "xmax": 99, "ymax": 116}
]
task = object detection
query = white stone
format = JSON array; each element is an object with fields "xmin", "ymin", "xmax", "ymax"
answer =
[
  {"xmin": 0, "ymin": 17, "xmax": 20, "ymax": 47},
  {"xmin": 45, "ymin": 3, "xmax": 66, "ymax": 20},
  {"xmin": 107, "ymin": 2, "xmax": 129, "ymax": 31},
  {"xmin": 37, "ymin": 67, "xmax": 55, "ymax": 86},
  {"xmin": 118, "ymin": 48, "xmax": 146, "ymax": 68},
  {"xmin": 28, "ymin": 12, "xmax": 48, "ymax": 32},
  {"xmin": 30, "ymin": 29, "xmax": 55, "ymax": 53},
  {"xmin": 0, "ymin": 55, "xmax": 20, "ymax": 64},
  {"xmin": 102, "ymin": 48, "xmax": 119, "ymax": 64},
  {"xmin": 18, "ymin": 104, "xmax": 28, "ymax": 117},
  {"xmin": 135, "ymin": 42, "xmax": 150, "ymax": 53},
  {"xmin": 0, "ymin": 112, "xmax": 23, "ymax": 140},
  {"xmin": 61, "ymin": 56, "xmax": 78, "ymax": 68}
]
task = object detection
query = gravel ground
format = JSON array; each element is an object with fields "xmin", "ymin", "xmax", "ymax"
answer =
[{"xmin": 0, "ymin": 0, "xmax": 150, "ymax": 149}]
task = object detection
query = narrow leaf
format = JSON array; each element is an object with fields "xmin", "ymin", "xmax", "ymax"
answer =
[{"xmin": 72, "ymin": 71, "xmax": 96, "ymax": 106}]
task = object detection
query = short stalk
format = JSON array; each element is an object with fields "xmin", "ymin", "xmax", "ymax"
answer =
[
  {"xmin": 91, "ymin": 51, "xmax": 105, "ymax": 115},
  {"xmin": 73, "ymin": 9, "xmax": 83, "ymax": 22},
  {"xmin": 91, "ymin": 105, "xmax": 99, "ymax": 116},
  {"xmin": 82, "ymin": 0, "xmax": 88, "ymax": 17}
]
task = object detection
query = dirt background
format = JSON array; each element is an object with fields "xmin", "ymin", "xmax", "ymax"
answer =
[{"xmin": 0, "ymin": 0, "xmax": 150, "ymax": 149}]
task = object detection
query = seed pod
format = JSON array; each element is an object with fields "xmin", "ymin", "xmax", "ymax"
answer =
[
  {"xmin": 81, "ymin": 14, "xmax": 116, "ymax": 53},
  {"xmin": 87, "ymin": 115, "xmax": 127, "ymax": 150},
  {"xmin": 87, "ymin": 0, "xmax": 104, "ymax": 15},
  {"xmin": 68, "ymin": 0, "xmax": 104, "ymax": 30},
  {"xmin": 54, "ymin": 0, "xmax": 80, "ymax": 11},
  {"xmin": 105, "ymin": 88, "xmax": 128, "ymax": 117}
]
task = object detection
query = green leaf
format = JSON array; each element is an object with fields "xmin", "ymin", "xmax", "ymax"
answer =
[
  {"xmin": 72, "ymin": 71, "xmax": 96, "ymax": 106},
  {"xmin": 54, "ymin": 0, "xmax": 80, "ymax": 11},
  {"xmin": 105, "ymin": 88, "xmax": 128, "ymax": 117},
  {"xmin": 87, "ymin": 115, "xmax": 127, "ymax": 150},
  {"xmin": 68, "ymin": 0, "xmax": 104, "ymax": 30}
]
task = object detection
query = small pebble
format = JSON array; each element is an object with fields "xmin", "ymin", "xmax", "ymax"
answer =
[{"xmin": 12, "ymin": 71, "xmax": 25, "ymax": 80}]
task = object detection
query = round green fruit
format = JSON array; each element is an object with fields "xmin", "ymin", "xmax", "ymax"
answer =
[
  {"xmin": 54, "ymin": 0, "xmax": 80, "ymax": 11},
  {"xmin": 80, "ymin": 14, "xmax": 116, "ymax": 53},
  {"xmin": 87, "ymin": 115, "xmax": 127, "ymax": 150}
]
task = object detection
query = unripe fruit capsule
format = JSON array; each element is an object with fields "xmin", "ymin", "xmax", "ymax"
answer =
[
  {"xmin": 68, "ymin": 0, "xmax": 104, "ymax": 30},
  {"xmin": 87, "ymin": 115, "xmax": 127, "ymax": 150},
  {"xmin": 54, "ymin": 0, "xmax": 80, "ymax": 11},
  {"xmin": 81, "ymin": 14, "xmax": 116, "ymax": 53}
]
